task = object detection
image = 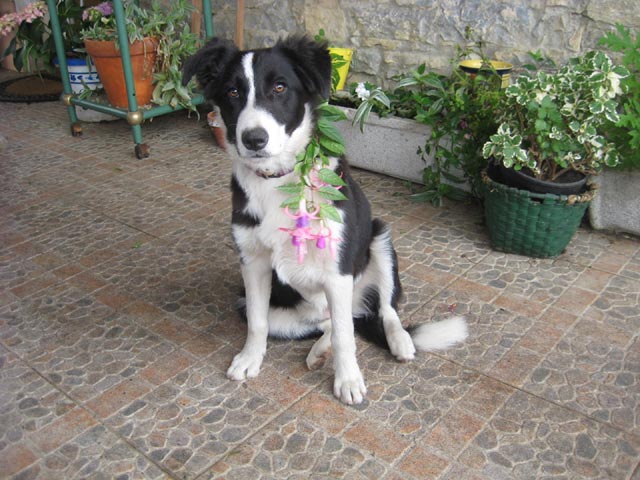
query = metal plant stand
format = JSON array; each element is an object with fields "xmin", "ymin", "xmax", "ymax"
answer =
[{"xmin": 46, "ymin": 0, "xmax": 214, "ymax": 158}]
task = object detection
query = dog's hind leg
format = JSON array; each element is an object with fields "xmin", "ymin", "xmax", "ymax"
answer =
[
  {"xmin": 381, "ymin": 306, "xmax": 415, "ymax": 361},
  {"xmin": 306, "ymin": 319, "xmax": 332, "ymax": 369},
  {"xmin": 370, "ymin": 220, "xmax": 416, "ymax": 361},
  {"xmin": 355, "ymin": 221, "xmax": 468, "ymax": 358}
]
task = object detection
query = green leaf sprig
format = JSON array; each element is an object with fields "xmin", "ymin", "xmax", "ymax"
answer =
[{"xmin": 277, "ymin": 102, "xmax": 348, "ymax": 224}]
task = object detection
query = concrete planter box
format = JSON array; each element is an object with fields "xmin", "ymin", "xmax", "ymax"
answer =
[
  {"xmin": 589, "ymin": 168, "xmax": 640, "ymax": 236},
  {"xmin": 336, "ymin": 106, "xmax": 429, "ymax": 184}
]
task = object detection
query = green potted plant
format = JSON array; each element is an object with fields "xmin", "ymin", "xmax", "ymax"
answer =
[
  {"xmin": 480, "ymin": 50, "xmax": 629, "ymax": 257},
  {"xmin": 334, "ymin": 80, "xmax": 428, "ymax": 185},
  {"xmin": 81, "ymin": 0, "xmax": 199, "ymax": 110},
  {"xmin": 395, "ymin": 59, "xmax": 506, "ymax": 204},
  {"xmin": 1, "ymin": 0, "xmax": 85, "ymax": 73},
  {"xmin": 398, "ymin": 28, "xmax": 511, "ymax": 204},
  {"xmin": 335, "ymin": 28, "xmax": 509, "ymax": 205},
  {"xmin": 0, "ymin": 1, "xmax": 108, "ymax": 115},
  {"xmin": 589, "ymin": 24, "xmax": 640, "ymax": 235}
]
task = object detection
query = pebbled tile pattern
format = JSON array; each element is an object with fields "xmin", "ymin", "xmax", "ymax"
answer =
[{"xmin": 1, "ymin": 95, "xmax": 638, "ymax": 479}]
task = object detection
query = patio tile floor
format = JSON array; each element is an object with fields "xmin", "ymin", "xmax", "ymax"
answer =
[{"xmin": 1, "ymin": 94, "xmax": 639, "ymax": 479}]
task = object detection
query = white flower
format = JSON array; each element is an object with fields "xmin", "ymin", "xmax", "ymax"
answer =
[{"xmin": 355, "ymin": 82, "xmax": 370, "ymax": 101}]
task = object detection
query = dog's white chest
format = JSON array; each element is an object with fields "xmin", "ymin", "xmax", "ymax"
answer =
[
  {"xmin": 265, "ymin": 210, "xmax": 341, "ymax": 288},
  {"xmin": 233, "ymin": 181, "xmax": 341, "ymax": 289}
]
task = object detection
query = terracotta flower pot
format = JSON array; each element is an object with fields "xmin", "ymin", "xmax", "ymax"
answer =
[
  {"xmin": 207, "ymin": 110, "xmax": 227, "ymax": 149},
  {"xmin": 84, "ymin": 37, "xmax": 158, "ymax": 109}
]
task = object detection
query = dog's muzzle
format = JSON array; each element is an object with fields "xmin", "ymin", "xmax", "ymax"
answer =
[{"xmin": 242, "ymin": 127, "xmax": 269, "ymax": 153}]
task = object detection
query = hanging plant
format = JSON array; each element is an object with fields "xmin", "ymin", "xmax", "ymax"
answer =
[{"xmin": 277, "ymin": 102, "xmax": 348, "ymax": 264}]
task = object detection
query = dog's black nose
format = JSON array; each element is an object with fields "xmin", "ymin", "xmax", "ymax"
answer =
[{"xmin": 242, "ymin": 128, "xmax": 269, "ymax": 151}]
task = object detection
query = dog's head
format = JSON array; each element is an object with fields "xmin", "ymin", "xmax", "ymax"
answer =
[{"xmin": 183, "ymin": 36, "xmax": 332, "ymax": 177}]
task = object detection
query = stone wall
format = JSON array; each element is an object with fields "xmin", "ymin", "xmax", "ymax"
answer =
[{"xmin": 209, "ymin": 0, "xmax": 640, "ymax": 88}]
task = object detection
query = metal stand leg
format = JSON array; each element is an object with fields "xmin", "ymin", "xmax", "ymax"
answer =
[
  {"xmin": 48, "ymin": 0, "xmax": 215, "ymax": 157},
  {"xmin": 46, "ymin": 0, "xmax": 81, "ymax": 135},
  {"xmin": 111, "ymin": 0, "xmax": 149, "ymax": 158}
]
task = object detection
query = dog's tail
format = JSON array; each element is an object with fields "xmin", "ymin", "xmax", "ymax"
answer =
[
  {"xmin": 409, "ymin": 316, "xmax": 468, "ymax": 352},
  {"xmin": 353, "ymin": 315, "xmax": 468, "ymax": 353}
]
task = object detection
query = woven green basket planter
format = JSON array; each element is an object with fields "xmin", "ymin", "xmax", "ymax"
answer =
[{"xmin": 481, "ymin": 170, "xmax": 596, "ymax": 258}]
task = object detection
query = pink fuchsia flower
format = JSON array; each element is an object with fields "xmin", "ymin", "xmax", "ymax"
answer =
[
  {"xmin": 279, "ymin": 199, "xmax": 341, "ymax": 264},
  {"xmin": 280, "ymin": 202, "xmax": 321, "ymax": 264},
  {"xmin": 314, "ymin": 225, "xmax": 340, "ymax": 259}
]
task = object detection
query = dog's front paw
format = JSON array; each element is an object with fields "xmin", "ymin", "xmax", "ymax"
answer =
[
  {"xmin": 333, "ymin": 369, "xmax": 367, "ymax": 405},
  {"xmin": 227, "ymin": 350, "xmax": 264, "ymax": 381}
]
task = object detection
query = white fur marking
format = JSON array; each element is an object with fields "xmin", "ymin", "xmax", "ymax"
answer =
[
  {"xmin": 382, "ymin": 306, "xmax": 416, "ymax": 361},
  {"xmin": 242, "ymin": 53, "xmax": 255, "ymax": 107}
]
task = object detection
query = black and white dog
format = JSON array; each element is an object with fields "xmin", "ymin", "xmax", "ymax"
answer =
[{"xmin": 182, "ymin": 36, "xmax": 467, "ymax": 404}]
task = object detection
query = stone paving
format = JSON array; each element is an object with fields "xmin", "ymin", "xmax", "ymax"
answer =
[{"xmin": 1, "ymin": 96, "xmax": 639, "ymax": 480}]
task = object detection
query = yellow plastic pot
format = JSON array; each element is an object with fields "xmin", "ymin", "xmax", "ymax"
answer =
[
  {"xmin": 329, "ymin": 47, "xmax": 353, "ymax": 91},
  {"xmin": 459, "ymin": 59, "xmax": 513, "ymax": 89}
]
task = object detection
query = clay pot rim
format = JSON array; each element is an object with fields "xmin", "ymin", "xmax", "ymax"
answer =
[{"xmin": 84, "ymin": 36, "xmax": 158, "ymax": 57}]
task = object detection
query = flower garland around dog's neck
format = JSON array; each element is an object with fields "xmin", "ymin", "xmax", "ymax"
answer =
[{"xmin": 277, "ymin": 102, "xmax": 348, "ymax": 264}]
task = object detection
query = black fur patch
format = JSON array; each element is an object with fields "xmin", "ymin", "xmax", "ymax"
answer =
[
  {"xmin": 352, "ymin": 287, "xmax": 389, "ymax": 349},
  {"xmin": 371, "ymin": 218, "xmax": 402, "ymax": 307},
  {"xmin": 230, "ymin": 175, "xmax": 260, "ymax": 227},
  {"xmin": 269, "ymin": 270, "xmax": 303, "ymax": 308},
  {"xmin": 334, "ymin": 160, "xmax": 373, "ymax": 277}
]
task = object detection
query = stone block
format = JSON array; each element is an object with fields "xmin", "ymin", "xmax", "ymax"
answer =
[
  {"xmin": 589, "ymin": 169, "xmax": 640, "ymax": 236},
  {"xmin": 337, "ymin": 107, "xmax": 428, "ymax": 184}
]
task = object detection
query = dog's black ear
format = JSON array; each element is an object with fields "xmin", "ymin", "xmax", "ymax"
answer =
[
  {"xmin": 276, "ymin": 35, "xmax": 332, "ymax": 99},
  {"xmin": 181, "ymin": 38, "xmax": 239, "ymax": 89}
]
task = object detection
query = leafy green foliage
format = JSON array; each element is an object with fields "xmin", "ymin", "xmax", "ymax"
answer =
[
  {"xmin": 483, "ymin": 51, "xmax": 629, "ymax": 180},
  {"xmin": 277, "ymin": 103, "xmax": 348, "ymax": 223},
  {"xmin": 1, "ymin": 0, "xmax": 85, "ymax": 73},
  {"xmin": 398, "ymin": 35, "xmax": 506, "ymax": 204},
  {"xmin": 329, "ymin": 51, "xmax": 348, "ymax": 93},
  {"xmin": 343, "ymin": 28, "xmax": 507, "ymax": 205},
  {"xmin": 352, "ymin": 83, "xmax": 392, "ymax": 132},
  {"xmin": 81, "ymin": 0, "xmax": 200, "ymax": 112},
  {"xmin": 598, "ymin": 24, "xmax": 640, "ymax": 170}
]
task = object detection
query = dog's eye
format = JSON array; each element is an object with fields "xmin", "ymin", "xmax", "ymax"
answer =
[
  {"xmin": 273, "ymin": 82, "xmax": 287, "ymax": 94},
  {"xmin": 227, "ymin": 87, "xmax": 240, "ymax": 99}
]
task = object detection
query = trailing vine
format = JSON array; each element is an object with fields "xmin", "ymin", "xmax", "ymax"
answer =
[{"xmin": 277, "ymin": 102, "xmax": 348, "ymax": 263}]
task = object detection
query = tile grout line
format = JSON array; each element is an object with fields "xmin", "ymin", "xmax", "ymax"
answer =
[
  {"xmin": 0, "ymin": 340, "xmax": 184, "ymax": 480},
  {"xmin": 428, "ymin": 346, "xmax": 640, "ymax": 442}
]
